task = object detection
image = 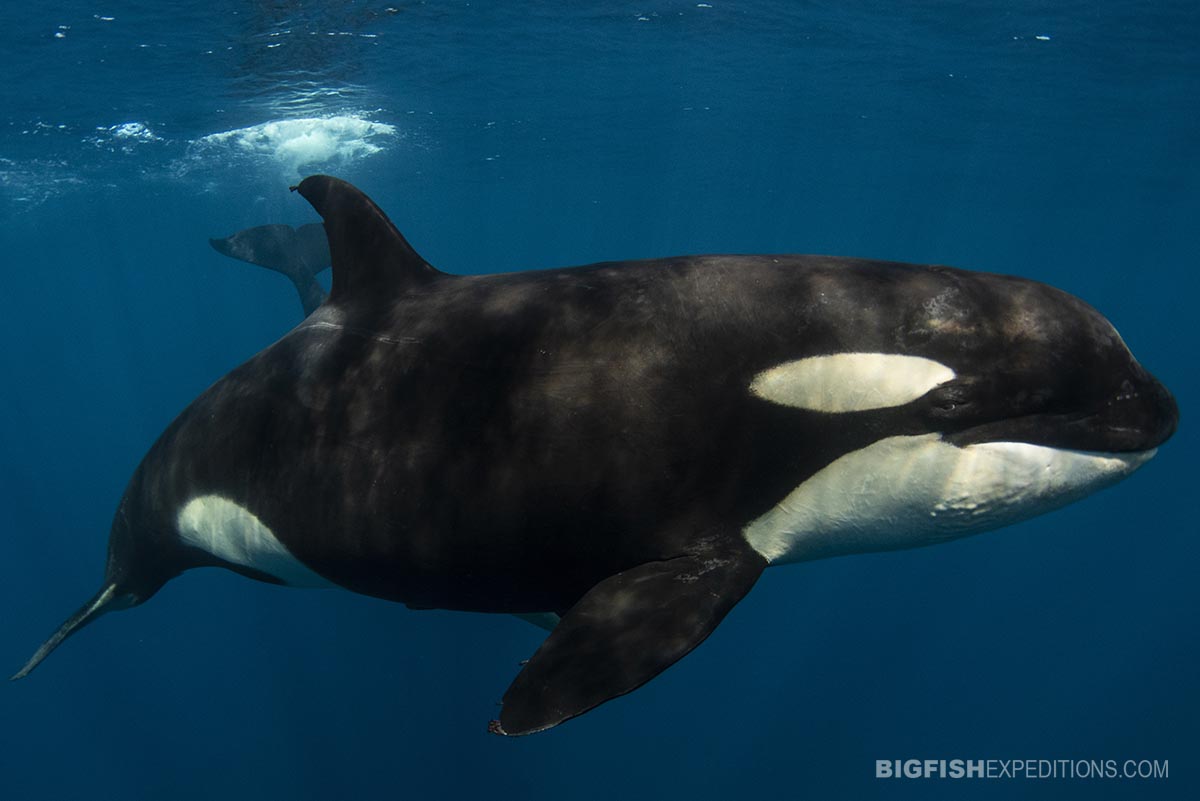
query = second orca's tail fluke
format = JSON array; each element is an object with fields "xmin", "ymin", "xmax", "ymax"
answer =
[{"xmin": 209, "ymin": 223, "xmax": 331, "ymax": 316}]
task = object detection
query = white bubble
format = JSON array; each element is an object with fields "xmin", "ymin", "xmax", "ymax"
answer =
[
  {"xmin": 192, "ymin": 115, "xmax": 397, "ymax": 175},
  {"xmin": 106, "ymin": 122, "xmax": 161, "ymax": 141}
]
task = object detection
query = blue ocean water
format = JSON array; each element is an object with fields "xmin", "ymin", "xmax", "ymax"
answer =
[{"xmin": 0, "ymin": 1, "xmax": 1196, "ymax": 799}]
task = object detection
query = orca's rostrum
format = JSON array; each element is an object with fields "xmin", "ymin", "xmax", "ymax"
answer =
[{"xmin": 13, "ymin": 176, "xmax": 1178, "ymax": 735}]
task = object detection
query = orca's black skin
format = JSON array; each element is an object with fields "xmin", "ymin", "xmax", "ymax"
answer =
[{"xmin": 14, "ymin": 176, "xmax": 1178, "ymax": 736}]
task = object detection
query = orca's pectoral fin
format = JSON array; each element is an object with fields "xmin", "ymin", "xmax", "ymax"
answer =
[{"xmin": 491, "ymin": 539, "xmax": 766, "ymax": 736}]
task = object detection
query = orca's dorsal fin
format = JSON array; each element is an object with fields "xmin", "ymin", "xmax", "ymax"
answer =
[{"xmin": 292, "ymin": 175, "xmax": 442, "ymax": 301}]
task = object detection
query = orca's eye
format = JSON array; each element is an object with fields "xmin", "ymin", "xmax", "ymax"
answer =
[{"xmin": 925, "ymin": 384, "xmax": 974, "ymax": 417}]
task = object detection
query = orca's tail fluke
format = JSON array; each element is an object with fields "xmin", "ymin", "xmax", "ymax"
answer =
[
  {"xmin": 10, "ymin": 582, "xmax": 131, "ymax": 681},
  {"xmin": 209, "ymin": 223, "xmax": 331, "ymax": 316}
]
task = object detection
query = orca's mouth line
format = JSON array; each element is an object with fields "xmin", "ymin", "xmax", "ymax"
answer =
[
  {"xmin": 940, "ymin": 410, "xmax": 1164, "ymax": 454},
  {"xmin": 948, "ymin": 437, "xmax": 1159, "ymax": 462}
]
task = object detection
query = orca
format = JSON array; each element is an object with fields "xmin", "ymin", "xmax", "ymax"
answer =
[{"xmin": 13, "ymin": 176, "xmax": 1178, "ymax": 736}]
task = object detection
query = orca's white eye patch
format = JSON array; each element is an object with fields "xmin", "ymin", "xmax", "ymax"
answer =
[{"xmin": 749, "ymin": 353, "xmax": 956, "ymax": 413}]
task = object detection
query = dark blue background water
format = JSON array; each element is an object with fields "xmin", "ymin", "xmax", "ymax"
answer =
[{"xmin": 1, "ymin": 2, "xmax": 1196, "ymax": 799}]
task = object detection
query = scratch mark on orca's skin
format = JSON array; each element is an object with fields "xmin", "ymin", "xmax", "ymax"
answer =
[{"xmin": 299, "ymin": 320, "xmax": 423, "ymax": 347}]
